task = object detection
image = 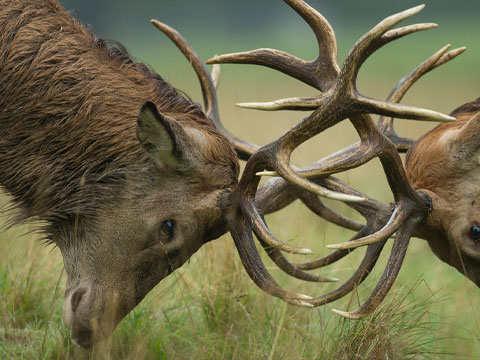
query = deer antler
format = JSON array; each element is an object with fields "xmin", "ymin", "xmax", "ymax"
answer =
[
  {"xmin": 151, "ymin": 20, "xmax": 258, "ymax": 161},
  {"xmin": 153, "ymin": 1, "xmax": 465, "ymax": 316}
]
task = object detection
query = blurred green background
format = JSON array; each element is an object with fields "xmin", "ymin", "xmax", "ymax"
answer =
[
  {"xmin": 1, "ymin": 0, "xmax": 480, "ymax": 358},
  {"xmin": 57, "ymin": 0, "xmax": 479, "ymax": 159}
]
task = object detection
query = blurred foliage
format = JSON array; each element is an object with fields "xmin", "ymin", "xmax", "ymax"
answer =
[{"xmin": 59, "ymin": 0, "xmax": 480, "ymax": 37}]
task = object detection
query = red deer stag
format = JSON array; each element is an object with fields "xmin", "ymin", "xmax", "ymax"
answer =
[{"xmin": 0, "ymin": 0, "xmax": 475, "ymax": 348}]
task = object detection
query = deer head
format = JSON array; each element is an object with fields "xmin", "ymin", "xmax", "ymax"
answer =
[{"xmin": 406, "ymin": 100, "xmax": 480, "ymax": 285}]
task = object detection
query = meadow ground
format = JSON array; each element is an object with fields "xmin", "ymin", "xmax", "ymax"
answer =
[{"xmin": 1, "ymin": 20, "xmax": 480, "ymax": 359}]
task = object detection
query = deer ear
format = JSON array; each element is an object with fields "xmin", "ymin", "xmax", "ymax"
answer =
[
  {"xmin": 442, "ymin": 113, "xmax": 480, "ymax": 163},
  {"xmin": 136, "ymin": 101, "xmax": 183, "ymax": 168}
]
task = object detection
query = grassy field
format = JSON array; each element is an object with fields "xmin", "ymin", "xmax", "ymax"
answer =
[{"xmin": 1, "ymin": 5, "xmax": 480, "ymax": 359}]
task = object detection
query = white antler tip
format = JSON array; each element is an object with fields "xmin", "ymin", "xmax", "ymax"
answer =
[
  {"xmin": 299, "ymin": 248, "xmax": 313, "ymax": 255},
  {"xmin": 332, "ymin": 309, "xmax": 360, "ymax": 319},
  {"xmin": 328, "ymin": 193, "xmax": 366, "ymax": 203},
  {"xmin": 299, "ymin": 301, "xmax": 315, "ymax": 308},
  {"xmin": 326, "ymin": 243, "xmax": 344, "ymax": 249},
  {"xmin": 296, "ymin": 293, "xmax": 313, "ymax": 301},
  {"xmin": 326, "ymin": 242, "xmax": 362, "ymax": 250},
  {"xmin": 413, "ymin": 4, "xmax": 426, "ymax": 12},
  {"xmin": 236, "ymin": 102, "xmax": 271, "ymax": 110},
  {"xmin": 256, "ymin": 171, "xmax": 279, "ymax": 177}
]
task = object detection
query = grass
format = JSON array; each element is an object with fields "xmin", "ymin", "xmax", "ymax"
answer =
[
  {"xmin": 1, "ymin": 200, "xmax": 480, "ymax": 359},
  {"xmin": 1, "ymin": 16, "xmax": 480, "ymax": 360}
]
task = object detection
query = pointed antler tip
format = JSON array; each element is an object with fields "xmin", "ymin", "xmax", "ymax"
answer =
[
  {"xmin": 206, "ymin": 55, "xmax": 224, "ymax": 65},
  {"xmin": 296, "ymin": 293, "xmax": 313, "ymax": 301},
  {"xmin": 330, "ymin": 193, "xmax": 367, "ymax": 203},
  {"xmin": 236, "ymin": 102, "xmax": 268, "ymax": 110},
  {"xmin": 299, "ymin": 301, "xmax": 315, "ymax": 308},
  {"xmin": 256, "ymin": 171, "xmax": 279, "ymax": 177},
  {"xmin": 300, "ymin": 248, "xmax": 313, "ymax": 255},
  {"xmin": 326, "ymin": 243, "xmax": 344, "ymax": 250},
  {"xmin": 331, "ymin": 308, "xmax": 362, "ymax": 319}
]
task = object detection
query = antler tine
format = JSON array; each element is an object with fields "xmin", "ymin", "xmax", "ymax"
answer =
[
  {"xmin": 236, "ymin": 94, "xmax": 327, "ymax": 112},
  {"xmin": 207, "ymin": 0, "xmax": 340, "ymax": 92},
  {"xmin": 260, "ymin": 243, "xmax": 340, "ymax": 283},
  {"xmin": 217, "ymin": 2, "xmax": 462, "ymax": 313},
  {"xmin": 292, "ymin": 176, "xmax": 391, "ymax": 270},
  {"xmin": 386, "ymin": 46, "xmax": 466, "ymax": 106},
  {"xmin": 298, "ymin": 192, "xmax": 364, "ymax": 231},
  {"xmin": 377, "ymin": 45, "xmax": 467, "ymax": 142},
  {"xmin": 308, "ymin": 240, "xmax": 388, "ymax": 307},
  {"xmin": 237, "ymin": 34, "xmax": 463, "ymax": 115},
  {"xmin": 257, "ymin": 214, "xmax": 339, "ymax": 283},
  {"xmin": 282, "ymin": 0, "xmax": 340, "ymax": 89},
  {"xmin": 235, "ymin": 21, "xmax": 438, "ymax": 113},
  {"xmin": 327, "ymin": 206, "xmax": 406, "ymax": 250},
  {"xmin": 151, "ymin": 20, "xmax": 258, "ymax": 160},
  {"xmin": 332, "ymin": 219, "xmax": 418, "ymax": 318},
  {"xmin": 259, "ymin": 238, "xmax": 339, "ymax": 282},
  {"xmin": 207, "ymin": 49, "xmax": 322, "ymax": 90},
  {"xmin": 211, "ymin": 63, "xmax": 221, "ymax": 89},
  {"xmin": 246, "ymin": 199, "xmax": 313, "ymax": 255},
  {"xmin": 229, "ymin": 202, "xmax": 388, "ymax": 307},
  {"xmin": 228, "ymin": 212, "xmax": 315, "ymax": 306},
  {"xmin": 332, "ymin": 6, "xmax": 455, "ymax": 123},
  {"xmin": 338, "ymin": 5, "xmax": 426, "ymax": 90},
  {"xmin": 254, "ymin": 176, "xmax": 364, "ymax": 230}
]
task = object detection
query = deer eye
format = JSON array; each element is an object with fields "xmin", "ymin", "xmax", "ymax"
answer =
[
  {"xmin": 160, "ymin": 220, "xmax": 175, "ymax": 240},
  {"xmin": 468, "ymin": 224, "xmax": 480, "ymax": 241}
]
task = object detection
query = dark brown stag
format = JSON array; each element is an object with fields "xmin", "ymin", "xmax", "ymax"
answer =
[{"xmin": 0, "ymin": 0, "xmax": 477, "ymax": 348}]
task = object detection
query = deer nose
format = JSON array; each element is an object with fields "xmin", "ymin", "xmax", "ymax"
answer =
[
  {"xmin": 65, "ymin": 287, "xmax": 95, "ymax": 348},
  {"xmin": 73, "ymin": 326, "xmax": 93, "ymax": 348}
]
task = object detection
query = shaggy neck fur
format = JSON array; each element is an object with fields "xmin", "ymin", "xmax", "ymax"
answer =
[{"xmin": 0, "ymin": 0, "xmax": 238, "ymax": 226}]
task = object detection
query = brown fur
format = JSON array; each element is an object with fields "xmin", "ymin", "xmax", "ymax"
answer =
[
  {"xmin": 406, "ymin": 98, "xmax": 480, "ymax": 284},
  {"xmin": 0, "ymin": 0, "xmax": 239, "ymax": 227},
  {"xmin": 0, "ymin": 0, "xmax": 240, "ymax": 346},
  {"xmin": 406, "ymin": 98, "xmax": 480, "ymax": 192}
]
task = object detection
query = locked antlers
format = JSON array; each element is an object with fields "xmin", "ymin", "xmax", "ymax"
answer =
[{"xmin": 153, "ymin": 0, "xmax": 464, "ymax": 317}]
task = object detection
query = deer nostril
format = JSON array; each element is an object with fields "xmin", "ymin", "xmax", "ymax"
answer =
[
  {"xmin": 70, "ymin": 289, "xmax": 86, "ymax": 313},
  {"xmin": 75, "ymin": 328, "xmax": 93, "ymax": 348}
]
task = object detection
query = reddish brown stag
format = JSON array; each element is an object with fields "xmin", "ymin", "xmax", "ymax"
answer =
[{"xmin": 0, "ymin": 0, "xmax": 477, "ymax": 348}]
